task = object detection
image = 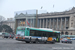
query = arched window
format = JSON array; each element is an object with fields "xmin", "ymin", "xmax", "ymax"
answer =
[
  {"xmin": 71, "ymin": 33, "xmax": 72, "ymax": 35},
  {"xmin": 65, "ymin": 32, "xmax": 68, "ymax": 35},
  {"xmin": 61, "ymin": 32, "xmax": 64, "ymax": 35}
]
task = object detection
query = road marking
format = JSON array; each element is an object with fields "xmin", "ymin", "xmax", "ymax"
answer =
[{"xmin": 55, "ymin": 43, "xmax": 73, "ymax": 46}]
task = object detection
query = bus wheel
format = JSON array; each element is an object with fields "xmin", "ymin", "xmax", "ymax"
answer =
[
  {"xmin": 51, "ymin": 41, "xmax": 55, "ymax": 44},
  {"xmin": 44, "ymin": 42, "xmax": 47, "ymax": 44},
  {"xmin": 25, "ymin": 41, "xmax": 30, "ymax": 43},
  {"xmin": 33, "ymin": 42, "xmax": 36, "ymax": 43},
  {"xmin": 44, "ymin": 41, "xmax": 47, "ymax": 44},
  {"xmin": 62, "ymin": 41, "xmax": 63, "ymax": 43},
  {"xmin": 35, "ymin": 38, "xmax": 39, "ymax": 43},
  {"xmin": 35, "ymin": 40, "xmax": 39, "ymax": 44}
]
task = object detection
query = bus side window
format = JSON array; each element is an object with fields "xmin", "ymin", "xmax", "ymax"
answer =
[
  {"xmin": 30, "ymin": 30, "xmax": 35, "ymax": 36},
  {"xmin": 38, "ymin": 31, "xmax": 41, "ymax": 37},
  {"xmin": 43, "ymin": 32, "xmax": 46, "ymax": 37}
]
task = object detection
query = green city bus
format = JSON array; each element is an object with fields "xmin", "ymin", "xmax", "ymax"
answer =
[{"xmin": 16, "ymin": 26, "xmax": 60, "ymax": 43}]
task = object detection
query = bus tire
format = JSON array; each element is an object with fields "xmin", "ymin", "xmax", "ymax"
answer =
[
  {"xmin": 62, "ymin": 41, "xmax": 63, "ymax": 43},
  {"xmin": 36, "ymin": 38, "xmax": 39, "ymax": 43},
  {"xmin": 25, "ymin": 41, "xmax": 30, "ymax": 43},
  {"xmin": 44, "ymin": 41, "xmax": 47, "ymax": 44},
  {"xmin": 35, "ymin": 40, "xmax": 38, "ymax": 43},
  {"xmin": 33, "ymin": 42, "xmax": 36, "ymax": 43},
  {"xmin": 51, "ymin": 41, "xmax": 55, "ymax": 44},
  {"xmin": 44, "ymin": 42, "xmax": 47, "ymax": 44}
]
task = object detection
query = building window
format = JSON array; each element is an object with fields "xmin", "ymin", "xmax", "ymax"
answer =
[
  {"xmin": 66, "ymin": 27, "xmax": 68, "ymax": 29},
  {"xmin": 71, "ymin": 33, "xmax": 72, "ymax": 35},
  {"xmin": 61, "ymin": 32, "xmax": 64, "ymax": 35},
  {"xmin": 71, "ymin": 23, "xmax": 73, "ymax": 27},
  {"xmin": 65, "ymin": 32, "xmax": 68, "ymax": 35}
]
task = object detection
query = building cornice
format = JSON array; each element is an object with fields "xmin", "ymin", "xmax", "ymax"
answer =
[{"xmin": 38, "ymin": 7, "xmax": 75, "ymax": 17}]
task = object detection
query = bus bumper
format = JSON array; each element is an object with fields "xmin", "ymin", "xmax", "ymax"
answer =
[{"xmin": 16, "ymin": 37, "xmax": 30, "ymax": 41}]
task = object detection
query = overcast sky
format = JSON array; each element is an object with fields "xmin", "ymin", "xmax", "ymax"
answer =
[{"xmin": 0, "ymin": 0, "xmax": 75, "ymax": 19}]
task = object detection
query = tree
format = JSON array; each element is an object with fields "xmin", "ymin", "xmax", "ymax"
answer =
[
  {"xmin": 2, "ymin": 25, "xmax": 13, "ymax": 33},
  {"xmin": 0, "ymin": 25, "xmax": 3, "ymax": 32}
]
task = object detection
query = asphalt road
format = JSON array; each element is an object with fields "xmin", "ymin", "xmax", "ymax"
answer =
[{"xmin": 0, "ymin": 37, "xmax": 75, "ymax": 50}]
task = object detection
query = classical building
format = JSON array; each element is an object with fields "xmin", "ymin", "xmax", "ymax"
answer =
[
  {"xmin": 15, "ymin": 7, "xmax": 75, "ymax": 35},
  {"xmin": 0, "ymin": 18, "xmax": 15, "ymax": 32},
  {"xmin": 38, "ymin": 7, "xmax": 75, "ymax": 35},
  {"xmin": 15, "ymin": 10, "xmax": 47, "ymax": 32}
]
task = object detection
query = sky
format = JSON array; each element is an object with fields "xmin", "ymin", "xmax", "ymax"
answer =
[{"xmin": 0, "ymin": 0, "xmax": 75, "ymax": 19}]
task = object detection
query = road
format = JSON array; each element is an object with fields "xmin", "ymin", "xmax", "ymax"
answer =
[{"xmin": 0, "ymin": 37, "xmax": 75, "ymax": 50}]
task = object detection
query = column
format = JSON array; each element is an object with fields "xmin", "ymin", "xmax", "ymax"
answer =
[
  {"xmin": 61, "ymin": 18, "xmax": 62, "ymax": 30},
  {"xmin": 40, "ymin": 19, "xmax": 41, "ymax": 28},
  {"xmin": 69, "ymin": 17, "xmax": 71, "ymax": 28},
  {"xmin": 33, "ymin": 19, "xmax": 34, "ymax": 27},
  {"xmin": 49, "ymin": 19, "xmax": 51, "ymax": 28},
  {"xmin": 26, "ymin": 18, "xmax": 28, "ymax": 26},
  {"xmin": 46, "ymin": 18, "xmax": 48, "ymax": 28},
  {"xmin": 64, "ymin": 32, "xmax": 65, "ymax": 35},
  {"xmin": 53, "ymin": 18, "xmax": 54, "ymax": 29},
  {"xmin": 57, "ymin": 18, "xmax": 58, "ymax": 30},
  {"xmin": 43, "ymin": 19, "xmax": 44, "ymax": 28},
  {"xmin": 65, "ymin": 17, "xmax": 66, "ymax": 29}
]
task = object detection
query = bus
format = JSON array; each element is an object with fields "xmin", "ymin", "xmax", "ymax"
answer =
[
  {"xmin": 16, "ymin": 26, "xmax": 60, "ymax": 43},
  {"xmin": 61, "ymin": 35, "xmax": 75, "ymax": 40}
]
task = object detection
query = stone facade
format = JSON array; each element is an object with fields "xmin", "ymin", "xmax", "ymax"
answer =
[
  {"xmin": 38, "ymin": 7, "xmax": 75, "ymax": 35},
  {"xmin": 15, "ymin": 7, "xmax": 75, "ymax": 35},
  {"xmin": 15, "ymin": 13, "xmax": 36, "ymax": 27}
]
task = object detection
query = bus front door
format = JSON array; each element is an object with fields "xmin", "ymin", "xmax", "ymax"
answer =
[{"xmin": 41, "ymin": 32, "xmax": 47, "ymax": 41}]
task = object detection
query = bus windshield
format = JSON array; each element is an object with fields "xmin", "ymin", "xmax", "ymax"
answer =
[{"xmin": 16, "ymin": 28, "xmax": 25, "ymax": 36}]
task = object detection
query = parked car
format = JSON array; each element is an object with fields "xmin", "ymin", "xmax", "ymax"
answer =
[
  {"xmin": 70, "ymin": 38, "xmax": 75, "ymax": 40},
  {"xmin": 9, "ymin": 34, "xmax": 14, "ymax": 39},
  {"xmin": 0, "ymin": 32, "xmax": 3, "ymax": 36},
  {"xmin": 61, "ymin": 38, "xmax": 72, "ymax": 43},
  {"xmin": 2, "ymin": 33, "xmax": 9, "ymax": 38}
]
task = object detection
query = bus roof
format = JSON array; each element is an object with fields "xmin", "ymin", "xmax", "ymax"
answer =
[
  {"xmin": 17, "ymin": 26, "xmax": 60, "ymax": 33},
  {"xmin": 28, "ymin": 27, "xmax": 60, "ymax": 33}
]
